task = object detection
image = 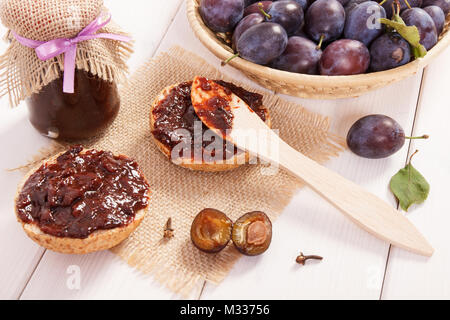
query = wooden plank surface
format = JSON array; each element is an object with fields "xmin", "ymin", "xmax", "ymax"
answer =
[
  {"xmin": 0, "ymin": 0, "xmax": 448, "ymax": 300},
  {"xmin": 382, "ymin": 45, "xmax": 450, "ymax": 300},
  {"xmin": 0, "ymin": 23, "xmax": 51, "ymax": 299},
  {"xmin": 0, "ymin": 118, "xmax": 48, "ymax": 299}
]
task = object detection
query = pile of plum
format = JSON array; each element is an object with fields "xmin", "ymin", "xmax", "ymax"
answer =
[{"xmin": 199, "ymin": 0, "xmax": 449, "ymax": 75}]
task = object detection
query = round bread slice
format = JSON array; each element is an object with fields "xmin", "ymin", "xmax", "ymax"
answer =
[
  {"xmin": 15, "ymin": 150, "xmax": 150, "ymax": 255},
  {"xmin": 150, "ymin": 83, "xmax": 272, "ymax": 172}
]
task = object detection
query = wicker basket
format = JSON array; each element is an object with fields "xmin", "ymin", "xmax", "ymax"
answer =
[{"xmin": 187, "ymin": 0, "xmax": 450, "ymax": 99}]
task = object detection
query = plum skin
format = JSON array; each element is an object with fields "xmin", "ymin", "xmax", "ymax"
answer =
[
  {"xmin": 270, "ymin": 36, "xmax": 322, "ymax": 74},
  {"xmin": 381, "ymin": 0, "xmax": 423, "ymax": 18},
  {"xmin": 423, "ymin": 5, "xmax": 446, "ymax": 35},
  {"xmin": 319, "ymin": 39, "xmax": 370, "ymax": 76},
  {"xmin": 346, "ymin": 115, "xmax": 406, "ymax": 159},
  {"xmin": 401, "ymin": 7, "xmax": 438, "ymax": 50},
  {"xmin": 422, "ymin": 0, "xmax": 450, "ymax": 14},
  {"xmin": 305, "ymin": 0, "xmax": 346, "ymax": 43},
  {"xmin": 237, "ymin": 22, "xmax": 288, "ymax": 65},
  {"xmin": 232, "ymin": 13, "xmax": 265, "ymax": 50},
  {"xmin": 266, "ymin": 1, "xmax": 304, "ymax": 35},
  {"xmin": 244, "ymin": 1, "xmax": 273, "ymax": 17},
  {"xmin": 199, "ymin": 0, "xmax": 245, "ymax": 33},
  {"xmin": 369, "ymin": 33, "xmax": 411, "ymax": 72},
  {"xmin": 344, "ymin": 1, "xmax": 387, "ymax": 47}
]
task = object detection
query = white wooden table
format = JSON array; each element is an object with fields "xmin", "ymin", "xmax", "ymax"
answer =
[{"xmin": 1, "ymin": 0, "xmax": 449, "ymax": 300}]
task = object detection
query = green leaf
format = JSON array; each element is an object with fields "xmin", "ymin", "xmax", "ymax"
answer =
[
  {"xmin": 390, "ymin": 162, "xmax": 430, "ymax": 211},
  {"xmin": 379, "ymin": 18, "xmax": 428, "ymax": 59}
]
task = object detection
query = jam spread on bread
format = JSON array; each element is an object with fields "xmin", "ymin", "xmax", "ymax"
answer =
[
  {"xmin": 193, "ymin": 77, "xmax": 235, "ymax": 138},
  {"xmin": 16, "ymin": 146, "xmax": 150, "ymax": 239},
  {"xmin": 151, "ymin": 80, "xmax": 266, "ymax": 160}
]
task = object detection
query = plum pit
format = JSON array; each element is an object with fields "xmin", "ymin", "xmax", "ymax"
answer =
[{"xmin": 232, "ymin": 211, "xmax": 272, "ymax": 256}]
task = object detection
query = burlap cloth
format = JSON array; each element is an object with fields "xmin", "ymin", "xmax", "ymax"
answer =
[
  {"xmin": 24, "ymin": 46, "xmax": 344, "ymax": 297},
  {"xmin": 0, "ymin": 0, "xmax": 133, "ymax": 106}
]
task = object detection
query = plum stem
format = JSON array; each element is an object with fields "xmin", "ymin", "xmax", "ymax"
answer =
[
  {"xmin": 407, "ymin": 150, "xmax": 419, "ymax": 182},
  {"xmin": 316, "ymin": 34, "xmax": 325, "ymax": 50},
  {"xmin": 405, "ymin": 135, "xmax": 429, "ymax": 140},
  {"xmin": 403, "ymin": 0, "xmax": 412, "ymax": 9},
  {"xmin": 384, "ymin": 0, "xmax": 401, "ymax": 19},
  {"xmin": 258, "ymin": 2, "xmax": 272, "ymax": 19},
  {"xmin": 221, "ymin": 53, "xmax": 239, "ymax": 66},
  {"xmin": 409, "ymin": 149, "xmax": 419, "ymax": 164}
]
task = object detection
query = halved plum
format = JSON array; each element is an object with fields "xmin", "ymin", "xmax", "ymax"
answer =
[
  {"xmin": 232, "ymin": 211, "xmax": 272, "ymax": 256},
  {"xmin": 191, "ymin": 208, "xmax": 233, "ymax": 253}
]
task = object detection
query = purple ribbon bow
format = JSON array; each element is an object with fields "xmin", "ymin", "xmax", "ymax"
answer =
[{"xmin": 12, "ymin": 12, "xmax": 131, "ymax": 93}]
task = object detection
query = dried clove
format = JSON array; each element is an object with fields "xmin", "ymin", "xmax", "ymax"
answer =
[
  {"xmin": 163, "ymin": 218, "xmax": 174, "ymax": 239},
  {"xmin": 296, "ymin": 252, "xmax": 323, "ymax": 266}
]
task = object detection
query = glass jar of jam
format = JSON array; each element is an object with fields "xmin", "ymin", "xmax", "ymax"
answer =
[{"xmin": 26, "ymin": 69, "xmax": 120, "ymax": 141}]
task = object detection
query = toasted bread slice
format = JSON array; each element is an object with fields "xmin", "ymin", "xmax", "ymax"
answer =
[
  {"xmin": 15, "ymin": 150, "xmax": 149, "ymax": 254},
  {"xmin": 150, "ymin": 82, "xmax": 272, "ymax": 172}
]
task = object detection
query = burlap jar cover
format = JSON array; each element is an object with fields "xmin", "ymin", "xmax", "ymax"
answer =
[
  {"xmin": 20, "ymin": 46, "xmax": 345, "ymax": 297},
  {"xmin": 0, "ymin": 0, "xmax": 132, "ymax": 106}
]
